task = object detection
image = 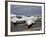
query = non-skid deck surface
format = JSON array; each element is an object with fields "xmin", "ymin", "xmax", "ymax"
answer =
[{"xmin": 11, "ymin": 18, "xmax": 42, "ymax": 32}]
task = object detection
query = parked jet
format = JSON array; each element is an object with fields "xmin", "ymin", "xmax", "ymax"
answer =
[{"xmin": 11, "ymin": 14, "xmax": 38, "ymax": 25}]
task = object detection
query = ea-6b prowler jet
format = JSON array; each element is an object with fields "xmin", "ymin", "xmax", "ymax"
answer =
[{"xmin": 10, "ymin": 14, "xmax": 38, "ymax": 26}]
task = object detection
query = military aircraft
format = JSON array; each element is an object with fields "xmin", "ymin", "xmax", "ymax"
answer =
[{"xmin": 10, "ymin": 14, "xmax": 38, "ymax": 25}]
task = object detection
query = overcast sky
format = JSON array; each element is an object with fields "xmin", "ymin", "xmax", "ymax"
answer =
[{"xmin": 11, "ymin": 5, "xmax": 42, "ymax": 16}]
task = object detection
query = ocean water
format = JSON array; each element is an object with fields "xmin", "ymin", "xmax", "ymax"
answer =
[{"xmin": 11, "ymin": 5, "xmax": 42, "ymax": 16}]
